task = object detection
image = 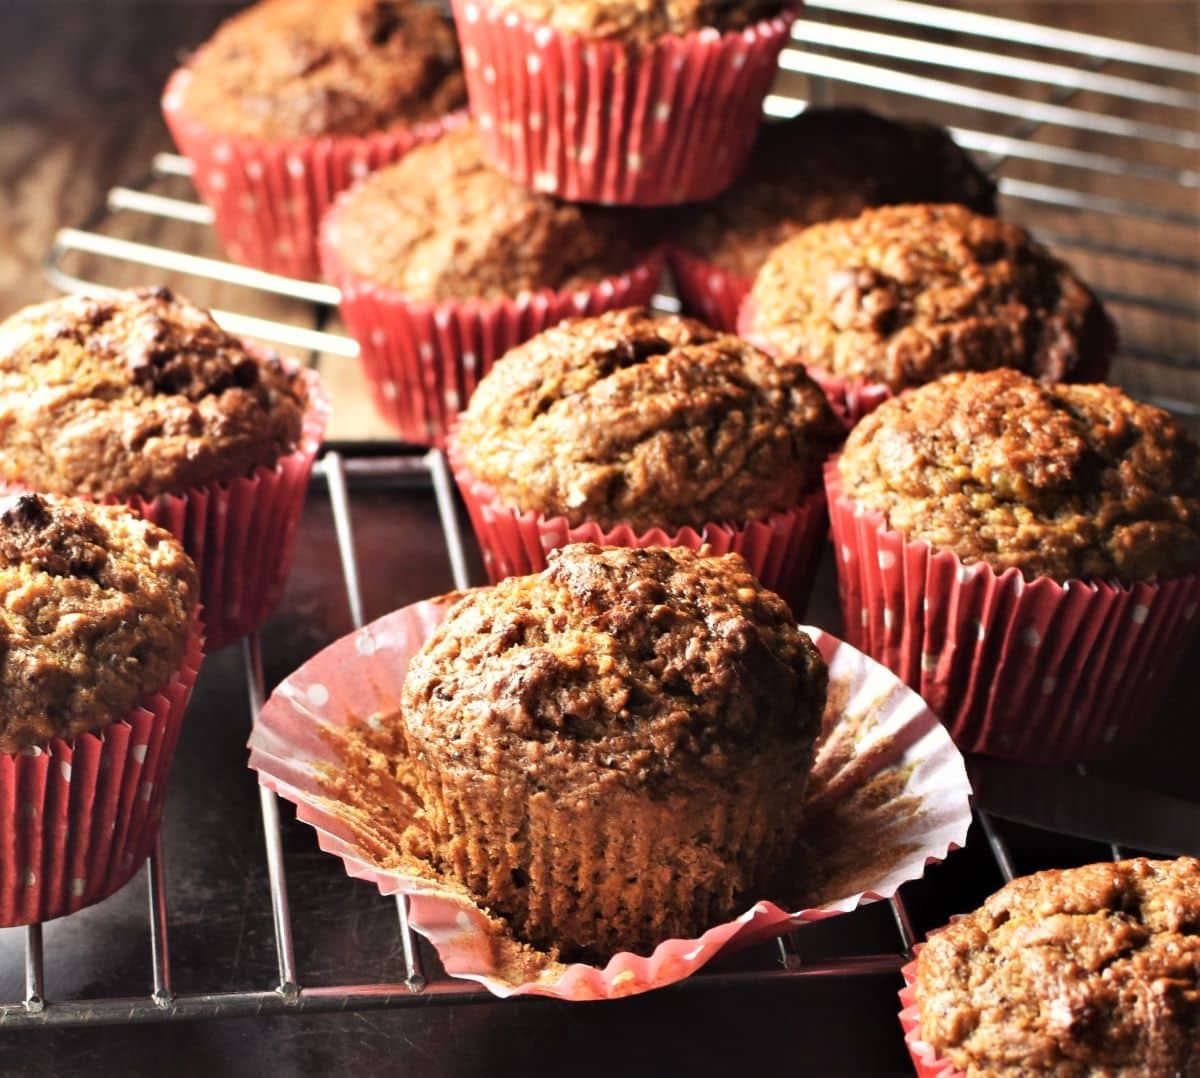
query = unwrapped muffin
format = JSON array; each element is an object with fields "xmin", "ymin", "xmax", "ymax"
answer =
[
  {"xmin": 828, "ymin": 368, "xmax": 1200, "ymax": 760},
  {"xmin": 163, "ymin": 0, "xmax": 467, "ymax": 278},
  {"xmin": 0, "ymin": 287, "xmax": 328, "ymax": 649},
  {"xmin": 320, "ymin": 126, "xmax": 664, "ymax": 444},
  {"xmin": 669, "ymin": 108, "xmax": 997, "ymax": 330},
  {"xmin": 906, "ymin": 857, "xmax": 1200, "ymax": 1076},
  {"xmin": 400, "ymin": 542, "xmax": 828, "ymax": 958},
  {"xmin": 450, "ymin": 307, "xmax": 842, "ymax": 608},
  {"xmin": 740, "ymin": 203, "xmax": 1116, "ymax": 421}
]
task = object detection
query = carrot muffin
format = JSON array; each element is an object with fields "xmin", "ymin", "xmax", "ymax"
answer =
[
  {"xmin": 400, "ymin": 542, "xmax": 827, "ymax": 958},
  {"xmin": 0, "ymin": 492, "xmax": 197, "ymax": 752},
  {"xmin": 743, "ymin": 203, "xmax": 1116, "ymax": 393},
  {"xmin": 914, "ymin": 857, "xmax": 1200, "ymax": 1076},
  {"xmin": 476, "ymin": 0, "xmax": 784, "ymax": 43},
  {"xmin": 456, "ymin": 307, "xmax": 842, "ymax": 532},
  {"xmin": 837, "ymin": 369, "xmax": 1200, "ymax": 584}
]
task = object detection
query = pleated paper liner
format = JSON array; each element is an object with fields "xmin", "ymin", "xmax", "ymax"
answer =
[
  {"xmin": 899, "ymin": 940, "xmax": 965, "ymax": 1078},
  {"xmin": 248, "ymin": 595, "xmax": 972, "ymax": 1001},
  {"xmin": 451, "ymin": 0, "xmax": 795, "ymax": 206},
  {"xmin": 446, "ymin": 429, "xmax": 829, "ymax": 616},
  {"xmin": 668, "ymin": 246, "xmax": 749, "ymax": 333},
  {"xmin": 319, "ymin": 215, "xmax": 666, "ymax": 448},
  {"xmin": 825, "ymin": 460, "xmax": 1200, "ymax": 762},
  {"xmin": 162, "ymin": 68, "xmax": 466, "ymax": 281},
  {"xmin": 0, "ymin": 613, "xmax": 203, "ymax": 927}
]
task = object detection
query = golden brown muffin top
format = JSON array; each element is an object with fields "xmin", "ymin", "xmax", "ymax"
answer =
[
  {"xmin": 916, "ymin": 858, "xmax": 1200, "ymax": 1077},
  {"xmin": 672, "ymin": 108, "xmax": 997, "ymax": 280},
  {"xmin": 401, "ymin": 543, "xmax": 827, "ymax": 796},
  {"xmin": 458, "ymin": 308, "xmax": 843, "ymax": 531},
  {"xmin": 327, "ymin": 124, "xmax": 653, "ymax": 302},
  {"xmin": 0, "ymin": 493, "xmax": 198, "ymax": 752},
  {"xmin": 0, "ymin": 287, "xmax": 308, "ymax": 500},
  {"xmin": 477, "ymin": 0, "xmax": 784, "ymax": 44},
  {"xmin": 745, "ymin": 203, "xmax": 1116, "ymax": 391},
  {"xmin": 838, "ymin": 369, "xmax": 1200, "ymax": 583},
  {"xmin": 178, "ymin": 0, "xmax": 466, "ymax": 140}
]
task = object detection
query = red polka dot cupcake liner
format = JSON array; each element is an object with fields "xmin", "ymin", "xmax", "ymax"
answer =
[
  {"xmin": 162, "ymin": 67, "xmax": 465, "ymax": 280},
  {"xmin": 898, "ymin": 942, "xmax": 966, "ymax": 1078},
  {"xmin": 448, "ymin": 428, "xmax": 829, "ymax": 615},
  {"xmin": 320, "ymin": 207, "xmax": 665, "ymax": 447},
  {"xmin": 825, "ymin": 460, "xmax": 1200, "ymax": 762},
  {"xmin": 667, "ymin": 246, "xmax": 749, "ymax": 333},
  {"xmin": 450, "ymin": 0, "xmax": 795, "ymax": 205},
  {"xmin": 0, "ymin": 613, "xmax": 203, "ymax": 927}
]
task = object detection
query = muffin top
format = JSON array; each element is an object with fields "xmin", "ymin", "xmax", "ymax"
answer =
[
  {"xmin": 0, "ymin": 493, "xmax": 198, "ymax": 752},
  {"xmin": 745, "ymin": 203, "xmax": 1116, "ymax": 391},
  {"xmin": 477, "ymin": 0, "xmax": 784, "ymax": 44},
  {"xmin": 401, "ymin": 543, "xmax": 827, "ymax": 797},
  {"xmin": 838, "ymin": 369, "xmax": 1200, "ymax": 583},
  {"xmin": 458, "ymin": 308, "xmax": 843, "ymax": 531},
  {"xmin": 177, "ymin": 0, "xmax": 466, "ymax": 140},
  {"xmin": 673, "ymin": 108, "xmax": 997, "ymax": 280},
  {"xmin": 327, "ymin": 124, "xmax": 653, "ymax": 302},
  {"xmin": 916, "ymin": 857, "xmax": 1200, "ymax": 1077},
  {"xmin": 0, "ymin": 288, "xmax": 309, "ymax": 500}
]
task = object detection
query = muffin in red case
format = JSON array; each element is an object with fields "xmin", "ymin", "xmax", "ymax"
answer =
[
  {"xmin": 451, "ymin": 0, "xmax": 795, "ymax": 205},
  {"xmin": 162, "ymin": 0, "xmax": 468, "ymax": 280}
]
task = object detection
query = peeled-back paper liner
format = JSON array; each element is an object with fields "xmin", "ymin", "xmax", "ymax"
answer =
[
  {"xmin": 0, "ymin": 614, "xmax": 203, "ymax": 927},
  {"xmin": 3, "ymin": 368, "xmax": 329, "ymax": 653},
  {"xmin": 825, "ymin": 460, "xmax": 1200, "ymax": 762},
  {"xmin": 248, "ymin": 596, "xmax": 972, "ymax": 1001},
  {"xmin": 667, "ymin": 246, "xmax": 750, "ymax": 333},
  {"xmin": 451, "ymin": 0, "xmax": 794, "ymax": 206},
  {"xmin": 898, "ymin": 936, "xmax": 966, "ymax": 1078},
  {"xmin": 446, "ymin": 429, "xmax": 829, "ymax": 616},
  {"xmin": 320, "ymin": 211, "xmax": 665, "ymax": 447},
  {"xmin": 162, "ymin": 67, "xmax": 465, "ymax": 280}
]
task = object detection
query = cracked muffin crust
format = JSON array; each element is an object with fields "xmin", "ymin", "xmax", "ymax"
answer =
[
  {"xmin": 915, "ymin": 857, "xmax": 1200, "ymax": 1077},
  {"xmin": 327, "ymin": 124, "xmax": 653, "ymax": 302},
  {"xmin": 179, "ymin": 0, "xmax": 466, "ymax": 140},
  {"xmin": 0, "ymin": 493, "xmax": 198, "ymax": 752},
  {"xmin": 837, "ymin": 369, "xmax": 1200, "ymax": 583},
  {"xmin": 457, "ymin": 307, "xmax": 842, "ymax": 531},
  {"xmin": 744, "ymin": 203, "xmax": 1115, "ymax": 392},
  {"xmin": 400, "ymin": 543, "xmax": 827, "ymax": 956},
  {"xmin": 0, "ymin": 287, "xmax": 308, "ymax": 500}
]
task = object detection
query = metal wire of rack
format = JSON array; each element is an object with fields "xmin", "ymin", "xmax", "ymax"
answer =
[{"xmin": 5, "ymin": 0, "xmax": 1194, "ymax": 1030}]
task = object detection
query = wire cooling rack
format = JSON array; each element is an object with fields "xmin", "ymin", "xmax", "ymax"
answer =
[{"xmin": 5, "ymin": 0, "xmax": 1196, "ymax": 1029}]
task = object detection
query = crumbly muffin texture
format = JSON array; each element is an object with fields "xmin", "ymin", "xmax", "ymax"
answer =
[
  {"xmin": 179, "ymin": 0, "xmax": 466, "ymax": 140},
  {"xmin": 458, "ymin": 308, "xmax": 842, "ymax": 531},
  {"xmin": 674, "ymin": 108, "xmax": 997, "ymax": 280},
  {"xmin": 838, "ymin": 369, "xmax": 1200, "ymax": 583},
  {"xmin": 0, "ymin": 493, "xmax": 197, "ymax": 751},
  {"xmin": 329, "ymin": 124, "xmax": 652, "ymax": 302},
  {"xmin": 0, "ymin": 287, "xmax": 308, "ymax": 499},
  {"xmin": 916, "ymin": 858, "xmax": 1200, "ymax": 1077},
  {"xmin": 746, "ymin": 203, "xmax": 1115, "ymax": 391},
  {"xmin": 479, "ymin": 0, "xmax": 784, "ymax": 44}
]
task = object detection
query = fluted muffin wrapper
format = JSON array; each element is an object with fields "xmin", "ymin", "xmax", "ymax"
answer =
[
  {"xmin": 451, "ymin": 0, "xmax": 795, "ymax": 206},
  {"xmin": 0, "ymin": 613, "xmax": 203, "ymax": 927},
  {"xmin": 248, "ymin": 596, "xmax": 972, "ymax": 1001},
  {"xmin": 668, "ymin": 246, "xmax": 750, "ymax": 333},
  {"xmin": 319, "ymin": 210, "xmax": 665, "ymax": 446},
  {"xmin": 1, "ymin": 368, "xmax": 329, "ymax": 651},
  {"xmin": 162, "ymin": 67, "xmax": 465, "ymax": 280},
  {"xmin": 825, "ymin": 461, "xmax": 1200, "ymax": 762},
  {"xmin": 446, "ymin": 428, "xmax": 829, "ymax": 615},
  {"xmin": 898, "ymin": 935, "xmax": 966, "ymax": 1078}
]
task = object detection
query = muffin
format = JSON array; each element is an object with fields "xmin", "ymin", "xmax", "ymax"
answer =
[
  {"xmin": 320, "ymin": 125, "xmax": 664, "ymax": 444},
  {"xmin": 451, "ymin": 0, "xmax": 795, "ymax": 204},
  {"xmin": 400, "ymin": 543, "xmax": 828, "ymax": 958},
  {"xmin": 450, "ymin": 307, "xmax": 843, "ymax": 609},
  {"xmin": 903, "ymin": 858, "xmax": 1200, "ymax": 1076},
  {"xmin": 828, "ymin": 368, "xmax": 1200, "ymax": 760},
  {"xmin": 669, "ymin": 108, "xmax": 998, "ymax": 331},
  {"xmin": 740, "ymin": 203, "xmax": 1116, "ymax": 422},
  {"xmin": 0, "ymin": 287, "xmax": 329, "ymax": 649},
  {"xmin": 163, "ymin": 0, "xmax": 468, "ymax": 279},
  {"xmin": 0, "ymin": 492, "xmax": 202, "ymax": 926}
]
